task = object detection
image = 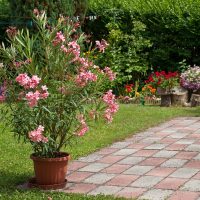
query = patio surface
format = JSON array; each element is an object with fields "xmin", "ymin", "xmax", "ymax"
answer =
[{"xmin": 63, "ymin": 117, "xmax": 200, "ymax": 200}]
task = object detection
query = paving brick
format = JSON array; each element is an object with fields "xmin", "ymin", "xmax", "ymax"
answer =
[
  {"xmin": 139, "ymin": 157, "xmax": 166, "ymax": 166},
  {"xmin": 132, "ymin": 149, "xmax": 158, "ymax": 157},
  {"xmin": 113, "ymin": 148, "xmax": 138, "ymax": 156},
  {"xmin": 116, "ymin": 187, "xmax": 147, "ymax": 198},
  {"xmin": 175, "ymin": 151, "xmax": 198, "ymax": 159},
  {"xmin": 155, "ymin": 177, "xmax": 188, "ymax": 190},
  {"xmin": 106, "ymin": 174, "xmax": 139, "ymax": 186},
  {"xmin": 79, "ymin": 163, "xmax": 110, "ymax": 172},
  {"xmin": 194, "ymin": 153, "xmax": 200, "ymax": 160},
  {"xmin": 161, "ymin": 159, "xmax": 188, "ymax": 168},
  {"xmin": 153, "ymin": 150, "xmax": 178, "ymax": 158},
  {"xmin": 186, "ymin": 144, "xmax": 200, "ymax": 152},
  {"xmin": 145, "ymin": 144, "xmax": 167, "ymax": 150},
  {"xmin": 84, "ymin": 173, "xmax": 115, "ymax": 184},
  {"xmin": 127, "ymin": 143, "xmax": 148, "ymax": 149},
  {"xmin": 169, "ymin": 168, "xmax": 199, "ymax": 179},
  {"xmin": 68, "ymin": 161, "xmax": 88, "ymax": 171},
  {"xmin": 102, "ymin": 164, "xmax": 131, "ymax": 174},
  {"xmin": 146, "ymin": 167, "xmax": 176, "ymax": 177},
  {"xmin": 98, "ymin": 155, "xmax": 124, "ymax": 164},
  {"xmin": 118, "ymin": 156, "xmax": 145, "ymax": 165},
  {"xmin": 98, "ymin": 148, "xmax": 118, "ymax": 155},
  {"xmin": 166, "ymin": 144, "xmax": 188, "ymax": 151},
  {"xmin": 168, "ymin": 191, "xmax": 199, "ymax": 200},
  {"xmin": 168, "ymin": 133, "xmax": 188, "ymax": 139},
  {"xmin": 140, "ymin": 137, "xmax": 162, "ymax": 144},
  {"xmin": 176, "ymin": 139, "xmax": 195, "ymax": 145},
  {"xmin": 181, "ymin": 180, "xmax": 200, "ymax": 192},
  {"xmin": 78, "ymin": 154, "xmax": 104, "ymax": 162},
  {"xmin": 89, "ymin": 185, "xmax": 122, "ymax": 195},
  {"xmin": 110, "ymin": 141, "xmax": 131, "ymax": 149},
  {"xmin": 193, "ymin": 172, "xmax": 200, "ymax": 179},
  {"xmin": 65, "ymin": 183, "xmax": 96, "ymax": 194},
  {"xmin": 67, "ymin": 171, "xmax": 93, "ymax": 183},
  {"xmin": 160, "ymin": 138, "xmax": 179, "ymax": 144},
  {"xmin": 184, "ymin": 160, "xmax": 200, "ymax": 169},
  {"xmin": 123, "ymin": 165, "xmax": 154, "ymax": 175},
  {"xmin": 139, "ymin": 189, "xmax": 173, "ymax": 200},
  {"xmin": 131, "ymin": 175, "xmax": 163, "ymax": 188}
]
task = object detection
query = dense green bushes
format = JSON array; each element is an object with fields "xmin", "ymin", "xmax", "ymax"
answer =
[{"xmin": 87, "ymin": 0, "xmax": 200, "ymax": 74}]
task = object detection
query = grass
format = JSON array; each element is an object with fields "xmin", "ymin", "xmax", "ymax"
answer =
[{"xmin": 1, "ymin": 104, "xmax": 200, "ymax": 199}]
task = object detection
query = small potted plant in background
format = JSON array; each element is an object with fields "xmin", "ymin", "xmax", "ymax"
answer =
[
  {"xmin": 181, "ymin": 65, "xmax": 200, "ymax": 106},
  {"xmin": 145, "ymin": 71, "xmax": 179, "ymax": 106},
  {"xmin": 0, "ymin": 10, "xmax": 118, "ymax": 189}
]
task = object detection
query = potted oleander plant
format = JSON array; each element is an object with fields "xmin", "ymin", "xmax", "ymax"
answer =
[{"xmin": 0, "ymin": 10, "xmax": 118, "ymax": 189}]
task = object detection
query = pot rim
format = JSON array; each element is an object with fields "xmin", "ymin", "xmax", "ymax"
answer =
[{"xmin": 30, "ymin": 152, "xmax": 70, "ymax": 162}]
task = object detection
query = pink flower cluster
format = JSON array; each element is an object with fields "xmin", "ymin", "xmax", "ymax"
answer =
[
  {"xmin": 104, "ymin": 67, "xmax": 116, "ymax": 81},
  {"xmin": 16, "ymin": 73, "xmax": 49, "ymax": 107},
  {"xmin": 68, "ymin": 41, "xmax": 80, "ymax": 61},
  {"xmin": 75, "ymin": 71, "xmax": 97, "ymax": 87},
  {"xmin": 53, "ymin": 31, "xmax": 65, "ymax": 46},
  {"xmin": 95, "ymin": 39, "xmax": 109, "ymax": 53},
  {"xmin": 76, "ymin": 115, "xmax": 89, "ymax": 136},
  {"xmin": 16, "ymin": 73, "xmax": 41, "ymax": 89},
  {"xmin": 29, "ymin": 125, "xmax": 48, "ymax": 143},
  {"xmin": 103, "ymin": 90, "xmax": 119, "ymax": 123}
]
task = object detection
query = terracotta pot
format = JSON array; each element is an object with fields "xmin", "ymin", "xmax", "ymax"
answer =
[{"xmin": 30, "ymin": 152, "xmax": 69, "ymax": 189}]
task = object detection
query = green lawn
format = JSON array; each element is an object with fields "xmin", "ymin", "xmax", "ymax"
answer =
[{"xmin": 1, "ymin": 104, "xmax": 200, "ymax": 199}]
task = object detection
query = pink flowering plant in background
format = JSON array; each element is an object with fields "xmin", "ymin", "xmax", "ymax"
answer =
[{"xmin": 0, "ymin": 11, "xmax": 118, "ymax": 158}]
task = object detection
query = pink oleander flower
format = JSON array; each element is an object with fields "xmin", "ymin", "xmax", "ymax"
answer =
[
  {"xmin": 61, "ymin": 45, "xmax": 68, "ymax": 54},
  {"xmin": 28, "ymin": 75, "xmax": 41, "ymax": 88},
  {"xmin": 95, "ymin": 39, "xmax": 109, "ymax": 53},
  {"xmin": 102, "ymin": 90, "xmax": 115, "ymax": 104},
  {"xmin": 76, "ymin": 114, "xmax": 89, "ymax": 136},
  {"xmin": 29, "ymin": 125, "xmax": 48, "ymax": 143},
  {"xmin": 40, "ymin": 85, "xmax": 49, "ymax": 99},
  {"xmin": 6, "ymin": 26, "xmax": 18, "ymax": 38},
  {"xmin": 75, "ymin": 71, "xmax": 97, "ymax": 87},
  {"xmin": 33, "ymin": 8, "xmax": 39, "ymax": 16},
  {"xmin": 104, "ymin": 67, "xmax": 116, "ymax": 81},
  {"xmin": 103, "ymin": 90, "xmax": 119, "ymax": 123},
  {"xmin": 16, "ymin": 73, "xmax": 31, "ymax": 87},
  {"xmin": 53, "ymin": 31, "xmax": 65, "ymax": 46},
  {"xmin": 25, "ymin": 90, "xmax": 40, "ymax": 107},
  {"xmin": 104, "ymin": 110, "xmax": 113, "ymax": 123}
]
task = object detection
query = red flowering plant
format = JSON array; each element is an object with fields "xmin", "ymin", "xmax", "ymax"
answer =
[
  {"xmin": 0, "ymin": 11, "xmax": 118, "ymax": 158},
  {"xmin": 145, "ymin": 71, "xmax": 179, "ymax": 94}
]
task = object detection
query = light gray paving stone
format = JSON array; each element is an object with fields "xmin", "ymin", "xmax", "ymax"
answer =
[
  {"xmin": 84, "ymin": 173, "xmax": 115, "ymax": 184},
  {"xmin": 140, "ymin": 137, "xmax": 162, "ymax": 144},
  {"xmin": 168, "ymin": 133, "xmax": 188, "ymax": 139},
  {"xmin": 181, "ymin": 180, "xmax": 200, "ymax": 192},
  {"xmin": 185, "ymin": 144, "xmax": 200, "ymax": 152},
  {"xmin": 153, "ymin": 150, "xmax": 178, "ymax": 158},
  {"xmin": 194, "ymin": 153, "xmax": 200, "ymax": 160},
  {"xmin": 89, "ymin": 185, "xmax": 123, "ymax": 195},
  {"xmin": 78, "ymin": 154, "xmax": 104, "ymax": 162},
  {"xmin": 118, "ymin": 156, "xmax": 145, "ymax": 165},
  {"xmin": 139, "ymin": 189, "xmax": 173, "ymax": 200},
  {"xmin": 176, "ymin": 139, "xmax": 195, "ymax": 145},
  {"xmin": 145, "ymin": 144, "xmax": 167, "ymax": 150},
  {"xmin": 110, "ymin": 142, "xmax": 131, "ymax": 149},
  {"xmin": 159, "ymin": 129, "xmax": 177, "ymax": 133},
  {"xmin": 161, "ymin": 159, "xmax": 188, "ymax": 168},
  {"xmin": 79, "ymin": 163, "xmax": 110, "ymax": 172},
  {"xmin": 131, "ymin": 176, "xmax": 163, "ymax": 188},
  {"xmin": 169, "ymin": 168, "xmax": 199, "ymax": 178},
  {"xmin": 113, "ymin": 149, "xmax": 138, "ymax": 156},
  {"xmin": 123, "ymin": 165, "xmax": 154, "ymax": 175}
]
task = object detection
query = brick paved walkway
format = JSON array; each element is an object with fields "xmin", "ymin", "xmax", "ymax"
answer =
[{"xmin": 63, "ymin": 117, "xmax": 200, "ymax": 200}]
